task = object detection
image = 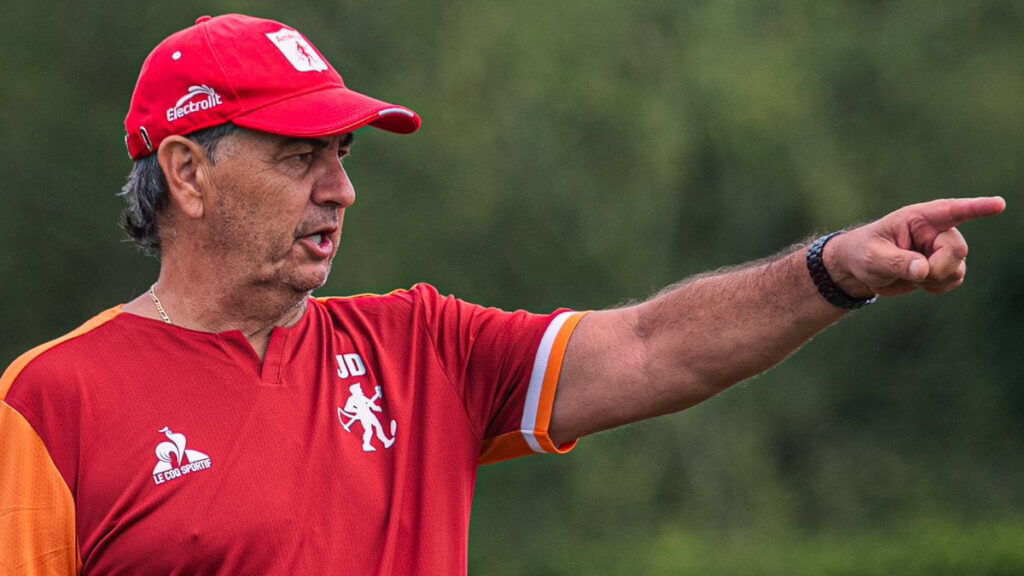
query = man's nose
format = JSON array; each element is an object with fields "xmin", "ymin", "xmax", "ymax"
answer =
[{"xmin": 313, "ymin": 157, "xmax": 356, "ymax": 208}]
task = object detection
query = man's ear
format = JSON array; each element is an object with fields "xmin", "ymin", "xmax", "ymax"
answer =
[{"xmin": 157, "ymin": 136, "xmax": 211, "ymax": 220}]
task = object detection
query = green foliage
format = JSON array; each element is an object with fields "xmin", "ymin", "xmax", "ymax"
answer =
[
  {"xmin": 469, "ymin": 516, "xmax": 1024, "ymax": 575},
  {"xmin": 1, "ymin": 1, "xmax": 1020, "ymax": 574}
]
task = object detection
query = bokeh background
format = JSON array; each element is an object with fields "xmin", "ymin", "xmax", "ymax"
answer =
[{"xmin": 2, "ymin": 1, "xmax": 1021, "ymax": 573}]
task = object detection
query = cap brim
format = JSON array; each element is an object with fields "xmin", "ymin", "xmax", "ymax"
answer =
[{"xmin": 231, "ymin": 85, "xmax": 421, "ymax": 137}]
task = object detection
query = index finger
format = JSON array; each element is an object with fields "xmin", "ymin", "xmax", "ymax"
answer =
[{"xmin": 910, "ymin": 196, "xmax": 1007, "ymax": 232}]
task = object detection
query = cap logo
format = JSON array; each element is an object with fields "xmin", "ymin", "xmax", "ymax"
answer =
[
  {"xmin": 166, "ymin": 85, "xmax": 224, "ymax": 122},
  {"xmin": 266, "ymin": 28, "xmax": 327, "ymax": 72}
]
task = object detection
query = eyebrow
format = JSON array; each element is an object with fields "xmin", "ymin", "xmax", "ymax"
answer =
[{"xmin": 281, "ymin": 132, "xmax": 356, "ymax": 150}]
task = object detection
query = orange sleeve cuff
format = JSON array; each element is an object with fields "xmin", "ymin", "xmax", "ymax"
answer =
[{"xmin": 479, "ymin": 311, "xmax": 587, "ymax": 465}]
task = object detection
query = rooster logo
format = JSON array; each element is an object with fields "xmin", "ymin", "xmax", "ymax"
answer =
[{"xmin": 152, "ymin": 427, "xmax": 212, "ymax": 484}]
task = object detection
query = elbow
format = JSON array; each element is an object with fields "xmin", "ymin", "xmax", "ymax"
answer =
[{"xmin": 631, "ymin": 304, "xmax": 739, "ymax": 416}]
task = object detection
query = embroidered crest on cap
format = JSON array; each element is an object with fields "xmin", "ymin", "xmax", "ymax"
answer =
[
  {"xmin": 166, "ymin": 85, "xmax": 223, "ymax": 122},
  {"xmin": 266, "ymin": 28, "xmax": 328, "ymax": 72}
]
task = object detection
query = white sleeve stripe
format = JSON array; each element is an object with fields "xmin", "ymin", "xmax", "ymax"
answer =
[{"xmin": 520, "ymin": 311, "xmax": 574, "ymax": 454}]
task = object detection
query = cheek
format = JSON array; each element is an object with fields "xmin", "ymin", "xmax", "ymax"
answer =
[
  {"xmin": 213, "ymin": 198, "xmax": 286, "ymax": 251},
  {"xmin": 211, "ymin": 171, "xmax": 312, "ymax": 251}
]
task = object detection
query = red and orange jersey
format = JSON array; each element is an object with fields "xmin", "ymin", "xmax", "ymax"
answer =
[{"xmin": 1, "ymin": 284, "xmax": 584, "ymax": 575}]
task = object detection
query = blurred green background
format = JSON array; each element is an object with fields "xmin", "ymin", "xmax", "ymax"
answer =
[{"xmin": 2, "ymin": 1, "xmax": 1021, "ymax": 573}]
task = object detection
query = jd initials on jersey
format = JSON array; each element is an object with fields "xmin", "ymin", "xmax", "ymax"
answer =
[{"xmin": 152, "ymin": 427, "xmax": 212, "ymax": 484}]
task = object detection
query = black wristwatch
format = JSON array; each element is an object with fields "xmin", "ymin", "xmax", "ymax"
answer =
[{"xmin": 806, "ymin": 231, "xmax": 878, "ymax": 310}]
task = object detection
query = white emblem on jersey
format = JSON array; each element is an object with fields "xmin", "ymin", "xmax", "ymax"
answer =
[
  {"xmin": 266, "ymin": 28, "xmax": 328, "ymax": 72},
  {"xmin": 152, "ymin": 426, "xmax": 212, "ymax": 485},
  {"xmin": 338, "ymin": 383, "xmax": 396, "ymax": 452}
]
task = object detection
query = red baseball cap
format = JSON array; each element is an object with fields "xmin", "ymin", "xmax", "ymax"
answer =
[{"xmin": 124, "ymin": 14, "xmax": 421, "ymax": 160}]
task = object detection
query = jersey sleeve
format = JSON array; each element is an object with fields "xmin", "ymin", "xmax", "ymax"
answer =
[
  {"xmin": 0, "ymin": 310, "xmax": 119, "ymax": 575},
  {"xmin": 1, "ymin": 377, "xmax": 80, "ymax": 575},
  {"xmin": 410, "ymin": 284, "xmax": 588, "ymax": 465}
]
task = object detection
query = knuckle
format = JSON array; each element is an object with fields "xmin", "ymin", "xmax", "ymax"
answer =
[
  {"xmin": 864, "ymin": 242, "xmax": 886, "ymax": 263},
  {"xmin": 887, "ymin": 257, "xmax": 905, "ymax": 276},
  {"xmin": 927, "ymin": 277, "xmax": 964, "ymax": 295}
]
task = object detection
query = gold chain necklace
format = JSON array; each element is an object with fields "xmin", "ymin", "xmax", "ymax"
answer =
[{"xmin": 148, "ymin": 283, "xmax": 172, "ymax": 324}]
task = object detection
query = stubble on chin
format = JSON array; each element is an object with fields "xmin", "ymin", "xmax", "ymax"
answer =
[{"xmin": 280, "ymin": 256, "xmax": 335, "ymax": 295}]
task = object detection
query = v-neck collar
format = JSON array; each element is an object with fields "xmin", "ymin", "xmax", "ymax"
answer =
[{"xmin": 118, "ymin": 302, "xmax": 315, "ymax": 384}]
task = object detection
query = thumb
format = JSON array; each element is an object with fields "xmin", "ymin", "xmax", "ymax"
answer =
[
  {"xmin": 897, "ymin": 250, "xmax": 929, "ymax": 280},
  {"xmin": 866, "ymin": 242, "xmax": 930, "ymax": 285},
  {"xmin": 907, "ymin": 257, "xmax": 929, "ymax": 282}
]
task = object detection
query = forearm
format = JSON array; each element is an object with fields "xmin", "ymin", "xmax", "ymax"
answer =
[
  {"xmin": 637, "ymin": 246, "xmax": 844, "ymax": 401},
  {"xmin": 552, "ymin": 245, "xmax": 846, "ymax": 442}
]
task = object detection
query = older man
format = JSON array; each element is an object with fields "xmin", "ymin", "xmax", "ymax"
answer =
[{"xmin": 0, "ymin": 13, "xmax": 1005, "ymax": 575}]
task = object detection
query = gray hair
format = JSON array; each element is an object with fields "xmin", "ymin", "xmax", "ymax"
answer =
[{"xmin": 119, "ymin": 123, "xmax": 237, "ymax": 254}]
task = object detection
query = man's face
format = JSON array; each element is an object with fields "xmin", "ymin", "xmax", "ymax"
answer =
[{"xmin": 198, "ymin": 128, "xmax": 356, "ymax": 295}]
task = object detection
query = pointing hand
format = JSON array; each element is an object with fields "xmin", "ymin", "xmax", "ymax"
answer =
[{"xmin": 823, "ymin": 197, "xmax": 1006, "ymax": 298}]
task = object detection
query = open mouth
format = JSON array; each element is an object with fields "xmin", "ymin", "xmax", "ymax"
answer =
[{"xmin": 297, "ymin": 230, "xmax": 335, "ymax": 257}]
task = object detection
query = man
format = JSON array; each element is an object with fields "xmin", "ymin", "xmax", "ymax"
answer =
[{"xmin": 0, "ymin": 13, "xmax": 1005, "ymax": 575}]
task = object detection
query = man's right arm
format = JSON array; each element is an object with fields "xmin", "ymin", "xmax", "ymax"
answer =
[
  {"xmin": 549, "ymin": 197, "xmax": 1006, "ymax": 444},
  {"xmin": 0, "ymin": 401, "xmax": 79, "ymax": 575}
]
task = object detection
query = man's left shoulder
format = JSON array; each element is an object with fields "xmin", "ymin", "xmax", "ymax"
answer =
[{"xmin": 313, "ymin": 283, "xmax": 445, "ymax": 318}]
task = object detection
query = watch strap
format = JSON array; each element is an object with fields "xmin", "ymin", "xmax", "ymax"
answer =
[{"xmin": 806, "ymin": 231, "xmax": 878, "ymax": 310}]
